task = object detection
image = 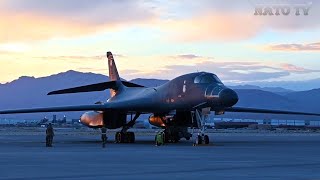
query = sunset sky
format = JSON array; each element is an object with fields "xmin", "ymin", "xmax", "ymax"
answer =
[{"xmin": 0, "ymin": 0, "xmax": 319, "ymax": 84}]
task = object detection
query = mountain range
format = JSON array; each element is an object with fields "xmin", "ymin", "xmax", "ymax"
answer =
[{"xmin": 0, "ymin": 70, "xmax": 319, "ymax": 121}]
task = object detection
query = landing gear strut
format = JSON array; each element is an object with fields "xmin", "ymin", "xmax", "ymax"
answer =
[
  {"xmin": 115, "ymin": 113, "xmax": 140, "ymax": 143},
  {"xmin": 192, "ymin": 108, "xmax": 211, "ymax": 146}
]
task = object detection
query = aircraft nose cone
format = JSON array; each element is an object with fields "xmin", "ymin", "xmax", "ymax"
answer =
[{"xmin": 219, "ymin": 88, "xmax": 238, "ymax": 107}]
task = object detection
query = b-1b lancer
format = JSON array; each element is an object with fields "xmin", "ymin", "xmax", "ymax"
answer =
[{"xmin": 1, "ymin": 51, "xmax": 319, "ymax": 144}]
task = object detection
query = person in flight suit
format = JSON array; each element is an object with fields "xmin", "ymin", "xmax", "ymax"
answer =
[
  {"xmin": 46, "ymin": 123, "xmax": 54, "ymax": 147},
  {"xmin": 101, "ymin": 126, "xmax": 107, "ymax": 148}
]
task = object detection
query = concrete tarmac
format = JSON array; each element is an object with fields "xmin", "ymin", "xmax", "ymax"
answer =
[{"xmin": 1, "ymin": 131, "xmax": 320, "ymax": 180}]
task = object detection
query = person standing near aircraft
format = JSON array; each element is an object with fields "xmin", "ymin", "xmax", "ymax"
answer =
[
  {"xmin": 155, "ymin": 130, "xmax": 165, "ymax": 146},
  {"xmin": 46, "ymin": 123, "xmax": 54, "ymax": 147},
  {"xmin": 101, "ymin": 126, "xmax": 107, "ymax": 148}
]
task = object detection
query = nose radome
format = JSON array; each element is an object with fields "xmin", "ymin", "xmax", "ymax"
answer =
[{"xmin": 219, "ymin": 88, "xmax": 238, "ymax": 107}]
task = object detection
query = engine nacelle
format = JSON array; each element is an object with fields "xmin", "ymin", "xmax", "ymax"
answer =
[
  {"xmin": 80, "ymin": 111, "xmax": 127, "ymax": 129},
  {"xmin": 149, "ymin": 111, "xmax": 194, "ymax": 128},
  {"xmin": 148, "ymin": 115, "xmax": 168, "ymax": 127},
  {"xmin": 80, "ymin": 111, "xmax": 104, "ymax": 128}
]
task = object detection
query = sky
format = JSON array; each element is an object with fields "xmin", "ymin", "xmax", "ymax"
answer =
[{"xmin": 0, "ymin": 0, "xmax": 319, "ymax": 85}]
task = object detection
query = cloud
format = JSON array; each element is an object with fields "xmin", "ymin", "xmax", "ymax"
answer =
[
  {"xmin": 120, "ymin": 69, "xmax": 142, "ymax": 77},
  {"xmin": 162, "ymin": 61, "xmax": 290, "ymax": 82},
  {"xmin": 267, "ymin": 42, "xmax": 320, "ymax": 51},
  {"xmin": 76, "ymin": 67, "xmax": 107, "ymax": 72},
  {"xmin": 132, "ymin": 55, "xmax": 320, "ymax": 82},
  {"xmin": 103, "ymin": 54, "xmax": 319, "ymax": 83},
  {"xmin": 157, "ymin": 0, "xmax": 320, "ymax": 42},
  {"xmin": 0, "ymin": 13, "xmax": 96, "ymax": 42},
  {"xmin": 1, "ymin": 0, "xmax": 319, "ymax": 43},
  {"xmin": 174, "ymin": 54, "xmax": 202, "ymax": 59},
  {"xmin": 0, "ymin": 50, "xmax": 319, "ymax": 84},
  {"xmin": 33, "ymin": 55, "xmax": 103, "ymax": 64},
  {"xmin": 162, "ymin": 12, "xmax": 263, "ymax": 42},
  {"xmin": 280, "ymin": 63, "xmax": 309, "ymax": 72},
  {"xmin": 0, "ymin": 0, "xmax": 157, "ymax": 42}
]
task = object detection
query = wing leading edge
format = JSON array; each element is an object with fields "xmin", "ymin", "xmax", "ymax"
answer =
[
  {"xmin": 0, "ymin": 105, "xmax": 108, "ymax": 114},
  {"xmin": 224, "ymin": 107, "xmax": 320, "ymax": 116},
  {"xmin": 47, "ymin": 81, "xmax": 144, "ymax": 95}
]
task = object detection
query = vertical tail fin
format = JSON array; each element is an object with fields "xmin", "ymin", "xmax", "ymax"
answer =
[
  {"xmin": 107, "ymin": 51, "xmax": 120, "ymax": 81},
  {"xmin": 106, "ymin": 51, "xmax": 122, "ymax": 97}
]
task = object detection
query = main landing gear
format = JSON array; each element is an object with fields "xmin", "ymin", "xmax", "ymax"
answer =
[
  {"xmin": 115, "ymin": 113, "xmax": 140, "ymax": 143},
  {"xmin": 115, "ymin": 131, "xmax": 135, "ymax": 143},
  {"xmin": 162, "ymin": 126, "xmax": 192, "ymax": 143},
  {"xmin": 192, "ymin": 108, "xmax": 211, "ymax": 146}
]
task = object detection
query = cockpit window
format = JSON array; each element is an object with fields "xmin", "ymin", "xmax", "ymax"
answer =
[
  {"xmin": 194, "ymin": 76, "xmax": 202, "ymax": 83},
  {"xmin": 194, "ymin": 74, "xmax": 222, "ymax": 84},
  {"xmin": 213, "ymin": 75, "xmax": 222, "ymax": 83},
  {"xmin": 200, "ymin": 75, "xmax": 215, "ymax": 83}
]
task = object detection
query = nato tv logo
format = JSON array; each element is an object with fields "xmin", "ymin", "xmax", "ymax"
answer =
[{"xmin": 252, "ymin": 1, "xmax": 312, "ymax": 16}]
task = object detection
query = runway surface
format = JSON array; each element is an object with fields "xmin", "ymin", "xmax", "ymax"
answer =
[{"xmin": 1, "ymin": 130, "xmax": 320, "ymax": 180}]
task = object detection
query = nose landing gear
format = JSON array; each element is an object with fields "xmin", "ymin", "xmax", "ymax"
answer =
[
  {"xmin": 192, "ymin": 108, "xmax": 211, "ymax": 146},
  {"xmin": 194, "ymin": 134, "xmax": 209, "ymax": 146}
]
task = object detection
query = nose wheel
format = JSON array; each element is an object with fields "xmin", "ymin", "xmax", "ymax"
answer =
[{"xmin": 194, "ymin": 134, "xmax": 210, "ymax": 145}]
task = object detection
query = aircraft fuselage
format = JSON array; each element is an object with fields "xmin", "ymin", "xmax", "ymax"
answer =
[{"xmin": 107, "ymin": 72, "xmax": 238, "ymax": 113}]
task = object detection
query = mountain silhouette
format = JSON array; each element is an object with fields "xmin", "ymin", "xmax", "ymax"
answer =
[{"xmin": 0, "ymin": 71, "xmax": 319, "ymax": 121}]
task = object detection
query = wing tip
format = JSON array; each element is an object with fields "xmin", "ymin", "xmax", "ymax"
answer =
[{"xmin": 47, "ymin": 91, "xmax": 57, "ymax": 95}]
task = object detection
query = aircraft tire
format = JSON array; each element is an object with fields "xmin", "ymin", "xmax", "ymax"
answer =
[
  {"xmin": 115, "ymin": 132, "xmax": 119, "ymax": 143},
  {"xmin": 204, "ymin": 135, "xmax": 209, "ymax": 144},
  {"xmin": 173, "ymin": 135, "xmax": 180, "ymax": 143},
  {"xmin": 162, "ymin": 133, "xmax": 165, "ymax": 145},
  {"xmin": 128, "ymin": 132, "xmax": 135, "ymax": 143},
  {"xmin": 196, "ymin": 135, "xmax": 202, "ymax": 145},
  {"xmin": 116, "ymin": 132, "xmax": 124, "ymax": 143}
]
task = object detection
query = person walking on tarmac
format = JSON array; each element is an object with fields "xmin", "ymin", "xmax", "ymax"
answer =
[
  {"xmin": 46, "ymin": 123, "xmax": 54, "ymax": 147},
  {"xmin": 101, "ymin": 126, "xmax": 107, "ymax": 148}
]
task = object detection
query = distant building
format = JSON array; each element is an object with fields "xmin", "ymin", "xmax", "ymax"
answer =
[
  {"xmin": 40, "ymin": 117, "xmax": 49, "ymax": 124},
  {"xmin": 53, "ymin": 115, "xmax": 57, "ymax": 122},
  {"xmin": 60, "ymin": 115, "xmax": 67, "ymax": 124},
  {"xmin": 72, "ymin": 119, "xmax": 80, "ymax": 124},
  {"xmin": 52, "ymin": 116, "xmax": 58, "ymax": 123}
]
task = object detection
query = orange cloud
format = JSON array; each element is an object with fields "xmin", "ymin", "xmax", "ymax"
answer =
[
  {"xmin": 0, "ymin": 12, "xmax": 99, "ymax": 43},
  {"xmin": 280, "ymin": 63, "xmax": 309, "ymax": 72},
  {"xmin": 161, "ymin": 12, "xmax": 263, "ymax": 42},
  {"xmin": 0, "ymin": 1, "xmax": 157, "ymax": 43}
]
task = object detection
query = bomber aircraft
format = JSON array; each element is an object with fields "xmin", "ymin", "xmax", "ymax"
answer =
[{"xmin": 0, "ymin": 51, "xmax": 319, "ymax": 145}]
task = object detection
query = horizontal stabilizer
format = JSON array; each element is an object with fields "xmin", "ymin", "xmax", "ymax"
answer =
[{"xmin": 48, "ymin": 81, "xmax": 144, "ymax": 95}]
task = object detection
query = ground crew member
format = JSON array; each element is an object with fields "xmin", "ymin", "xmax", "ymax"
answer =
[
  {"xmin": 155, "ymin": 130, "xmax": 165, "ymax": 146},
  {"xmin": 46, "ymin": 123, "xmax": 54, "ymax": 147},
  {"xmin": 101, "ymin": 127, "xmax": 107, "ymax": 148}
]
